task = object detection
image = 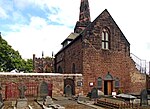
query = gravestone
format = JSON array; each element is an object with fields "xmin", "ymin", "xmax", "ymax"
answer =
[
  {"xmin": 38, "ymin": 81, "xmax": 49, "ymax": 100},
  {"xmin": 16, "ymin": 83, "xmax": 28, "ymax": 109},
  {"xmin": 0, "ymin": 85, "xmax": 4, "ymax": 108},
  {"xmin": 44, "ymin": 96, "xmax": 65, "ymax": 109},
  {"xmin": 18, "ymin": 83, "xmax": 27, "ymax": 99},
  {"xmin": 0, "ymin": 93, "xmax": 3, "ymax": 108},
  {"xmin": 91, "ymin": 87, "xmax": 98, "ymax": 99},
  {"xmin": 65, "ymin": 85, "xmax": 72, "ymax": 97},
  {"xmin": 140, "ymin": 89, "xmax": 148, "ymax": 106},
  {"xmin": 44, "ymin": 96, "xmax": 54, "ymax": 106}
]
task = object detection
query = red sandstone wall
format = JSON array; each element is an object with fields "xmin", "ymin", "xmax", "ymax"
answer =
[
  {"xmin": 81, "ymin": 10, "xmax": 146, "ymax": 95},
  {"xmin": 55, "ymin": 10, "xmax": 147, "ymax": 96},
  {"xmin": 55, "ymin": 37, "xmax": 83, "ymax": 74},
  {"xmin": 0, "ymin": 73, "xmax": 83, "ymax": 100}
]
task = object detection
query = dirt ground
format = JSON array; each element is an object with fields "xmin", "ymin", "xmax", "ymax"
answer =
[
  {"xmin": 2, "ymin": 99, "xmax": 98, "ymax": 109},
  {"xmin": 53, "ymin": 99, "xmax": 96, "ymax": 109}
]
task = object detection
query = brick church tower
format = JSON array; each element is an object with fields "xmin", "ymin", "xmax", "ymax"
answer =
[{"xmin": 74, "ymin": 0, "xmax": 91, "ymax": 33}]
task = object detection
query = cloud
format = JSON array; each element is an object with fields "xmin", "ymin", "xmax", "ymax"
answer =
[
  {"xmin": 13, "ymin": 0, "xmax": 35, "ymax": 10},
  {"xmin": 3, "ymin": 16, "xmax": 72, "ymax": 59},
  {"xmin": 0, "ymin": 0, "xmax": 14, "ymax": 19},
  {"xmin": 24, "ymin": 0, "xmax": 80, "ymax": 27},
  {"xmin": 1, "ymin": 0, "xmax": 150, "ymax": 62},
  {"xmin": 0, "ymin": 7, "xmax": 8, "ymax": 18}
]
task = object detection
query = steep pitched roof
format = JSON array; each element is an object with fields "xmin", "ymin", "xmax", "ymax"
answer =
[
  {"xmin": 56, "ymin": 9, "xmax": 130, "ymax": 55},
  {"xmin": 89, "ymin": 9, "xmax": 130, "ymax": 46}
]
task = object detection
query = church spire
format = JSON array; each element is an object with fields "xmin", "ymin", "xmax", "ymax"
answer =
[{"xmin": 74, "ymin": 0, "xmax": 91, "ymax": 33}]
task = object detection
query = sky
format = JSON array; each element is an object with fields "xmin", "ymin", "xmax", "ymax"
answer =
[{"xmin": 0, "ymin": 0, "xmax": 150, "ymax": 64}]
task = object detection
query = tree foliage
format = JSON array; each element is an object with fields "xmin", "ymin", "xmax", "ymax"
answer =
[{"xmin": 0, "ymin": 35, "xmax": 33, "ymax": 72}]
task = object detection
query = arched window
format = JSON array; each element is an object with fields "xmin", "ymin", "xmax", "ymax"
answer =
[
  {"xmin": 115, "ymin": 78, "xmax": 120, "ymax": 88},
  {"xmin": 58, "ymin": 66, "xmax": 63, "ymax": 73},
  {"xmin": 102, "ymin": 28, "xmax": 110, "ymax": 49},
  {"xmin": 72, "ymin": 63, "xmax": 76, "ymax": 73},
  {"xmin": 97, "ymin": 77, "xmax": 102, "ymax": 89}
]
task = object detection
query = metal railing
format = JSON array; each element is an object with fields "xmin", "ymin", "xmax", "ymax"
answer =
[{"xmin": 130, "ymin": 53, "xmax": 149, "ymax": 74}]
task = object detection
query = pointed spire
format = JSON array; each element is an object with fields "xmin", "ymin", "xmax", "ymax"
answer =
[
  {"xmin": 74, "ymin": 0, "xmax": 91, "ymax": 33},
  {"xmin": 79, "ymin": 0, "xmax": 91, "ymax": 22},
  {"xmin": 52, "ymin": 51, "xmax": 54, "ymax": 58},
  {"xmin": 42, "ymin": 51, "xmax": 44, "ymax": 58}
]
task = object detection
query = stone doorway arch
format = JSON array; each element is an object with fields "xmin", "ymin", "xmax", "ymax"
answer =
[
  {"xmin": 65, "ymin": 85, "xmax": 72, "ymax": 97},
  {"xmin": 104, "ymin": 72, "xmax": 113, "ymax": 95},
  {"xmin": 64, "ymin": 78, "xmax": 75, "ymax": 97}
]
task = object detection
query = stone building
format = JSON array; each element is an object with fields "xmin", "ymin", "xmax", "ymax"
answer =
[
  {"xmin": 0, "ymin": 73, "xmax": 82, "ymax": 100},
  {"xmin": 55, "ymin": 0, "xmax": 147, "ymax": 95},
  {"xmin": 33, "ymin": 54, "xmax": 54, "ymax": 73}
]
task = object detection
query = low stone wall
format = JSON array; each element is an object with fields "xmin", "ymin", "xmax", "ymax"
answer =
[{"xmin": 0, "ymin": 73, "xmax": 83, "ymax": 100}]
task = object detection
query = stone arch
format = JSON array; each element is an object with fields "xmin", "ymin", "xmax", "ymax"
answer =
[
  {"xmin": 102, "ymin": 27, "xmax": 111, "ymax": 49},
  {"xmin": 58, "ymin": 66, "xmax": 63, "ymax": 73},
  {"xmin": 104, "ymin": 72, "xmax": 113, "ymax": 81},
  {"xmin": 104, "ymin": 72, "xmax": 113, "ymax": 95},
  {"xmin": 97, "ymin": 77, "xmax": 102, "ymax": 89},
  {"xmin": 115, "ymin": 77, "xmax": 120, "ymax": 88},
  {"xmin": 64, "ymin": 85, "xmax": 72, "ymax": 97},
  {"xmin": 64, "ymin": 78, "xmax": 75, "ymax": 96}
]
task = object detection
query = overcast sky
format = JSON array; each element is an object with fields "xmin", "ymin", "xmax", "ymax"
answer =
[{"xmin": 0, "ymin": 0, "xmax": 150, "ymax": 64}]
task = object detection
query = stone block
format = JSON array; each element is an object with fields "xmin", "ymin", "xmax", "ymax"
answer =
[{"xmin": 16, "ymin": 98, "xmax": 28, "ymax": 109}]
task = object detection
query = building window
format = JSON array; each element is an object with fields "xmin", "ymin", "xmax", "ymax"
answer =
[
  {"xmin": 115, "ymin": 78, "xmax": 119, "ymax": 88},
  {"xmin": 97, "ymin": 77, "xmax": 102, "ymax": 89},
  {"xmin": 72, "ymin": 63, "xmax": 76, "ymax": 73},
  {"xmin": 102, "ymin": 28, "xmax": 110, "ymax": 49},
  {"xmin": 58, "ymin": 66, "xmax": 63, "ymax": 73}
]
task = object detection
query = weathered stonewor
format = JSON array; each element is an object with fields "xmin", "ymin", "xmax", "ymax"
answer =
[
  {"xmin": 0, "ymin": 93, "xmax": 3, "ymax": 108},
  {"xmin": 0, "ymin": 73, "xmax": 83, "ymax": 100},
  {"xmin": 55, "ymin": 1, "xmax": 147, "ymax": 95},
  {"xmin": 16, "ymin": 83, "xmax": 28, "ymax": 109},
  {"xmin": 16, "ymin": 98, "xmax": 28, "ymax": 109},
  {"xmin": 44, "ymin": 96, "xmax": 53, "ymax": 106}
]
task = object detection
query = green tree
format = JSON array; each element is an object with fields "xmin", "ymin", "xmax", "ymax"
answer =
[
  {"xmin": 0, "ymin": 34, "xmax": 33, "ymax": 72},
  {"xmin": 23, "ymin": 59, "xmax": 33, "ymax": 73}
]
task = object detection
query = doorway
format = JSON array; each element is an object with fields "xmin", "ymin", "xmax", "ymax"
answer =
[
  {"xmin": 64, "ymin": 78, "xmax": 75, "ymax": 96},
  {"xmin": 104, "ymin": 72, "xmax": 114, "ymax": 95},
  {"xmin": 104, "ymin": 81, "xmax": 113, "ymax": 95}
]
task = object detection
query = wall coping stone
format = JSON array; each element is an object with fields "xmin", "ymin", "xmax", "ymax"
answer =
[{"xmin": 0, "ymin": 72, "xmax": 82, "ymax": 76}]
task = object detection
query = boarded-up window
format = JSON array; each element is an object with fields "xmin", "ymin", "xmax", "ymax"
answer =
[
  {"xmin": 115, "ymin": 78, "xmax": 119, "ymax": 88},
  {"xmin": 97, "ymin": 77, "xmax": 102, "ymax": 89}
]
